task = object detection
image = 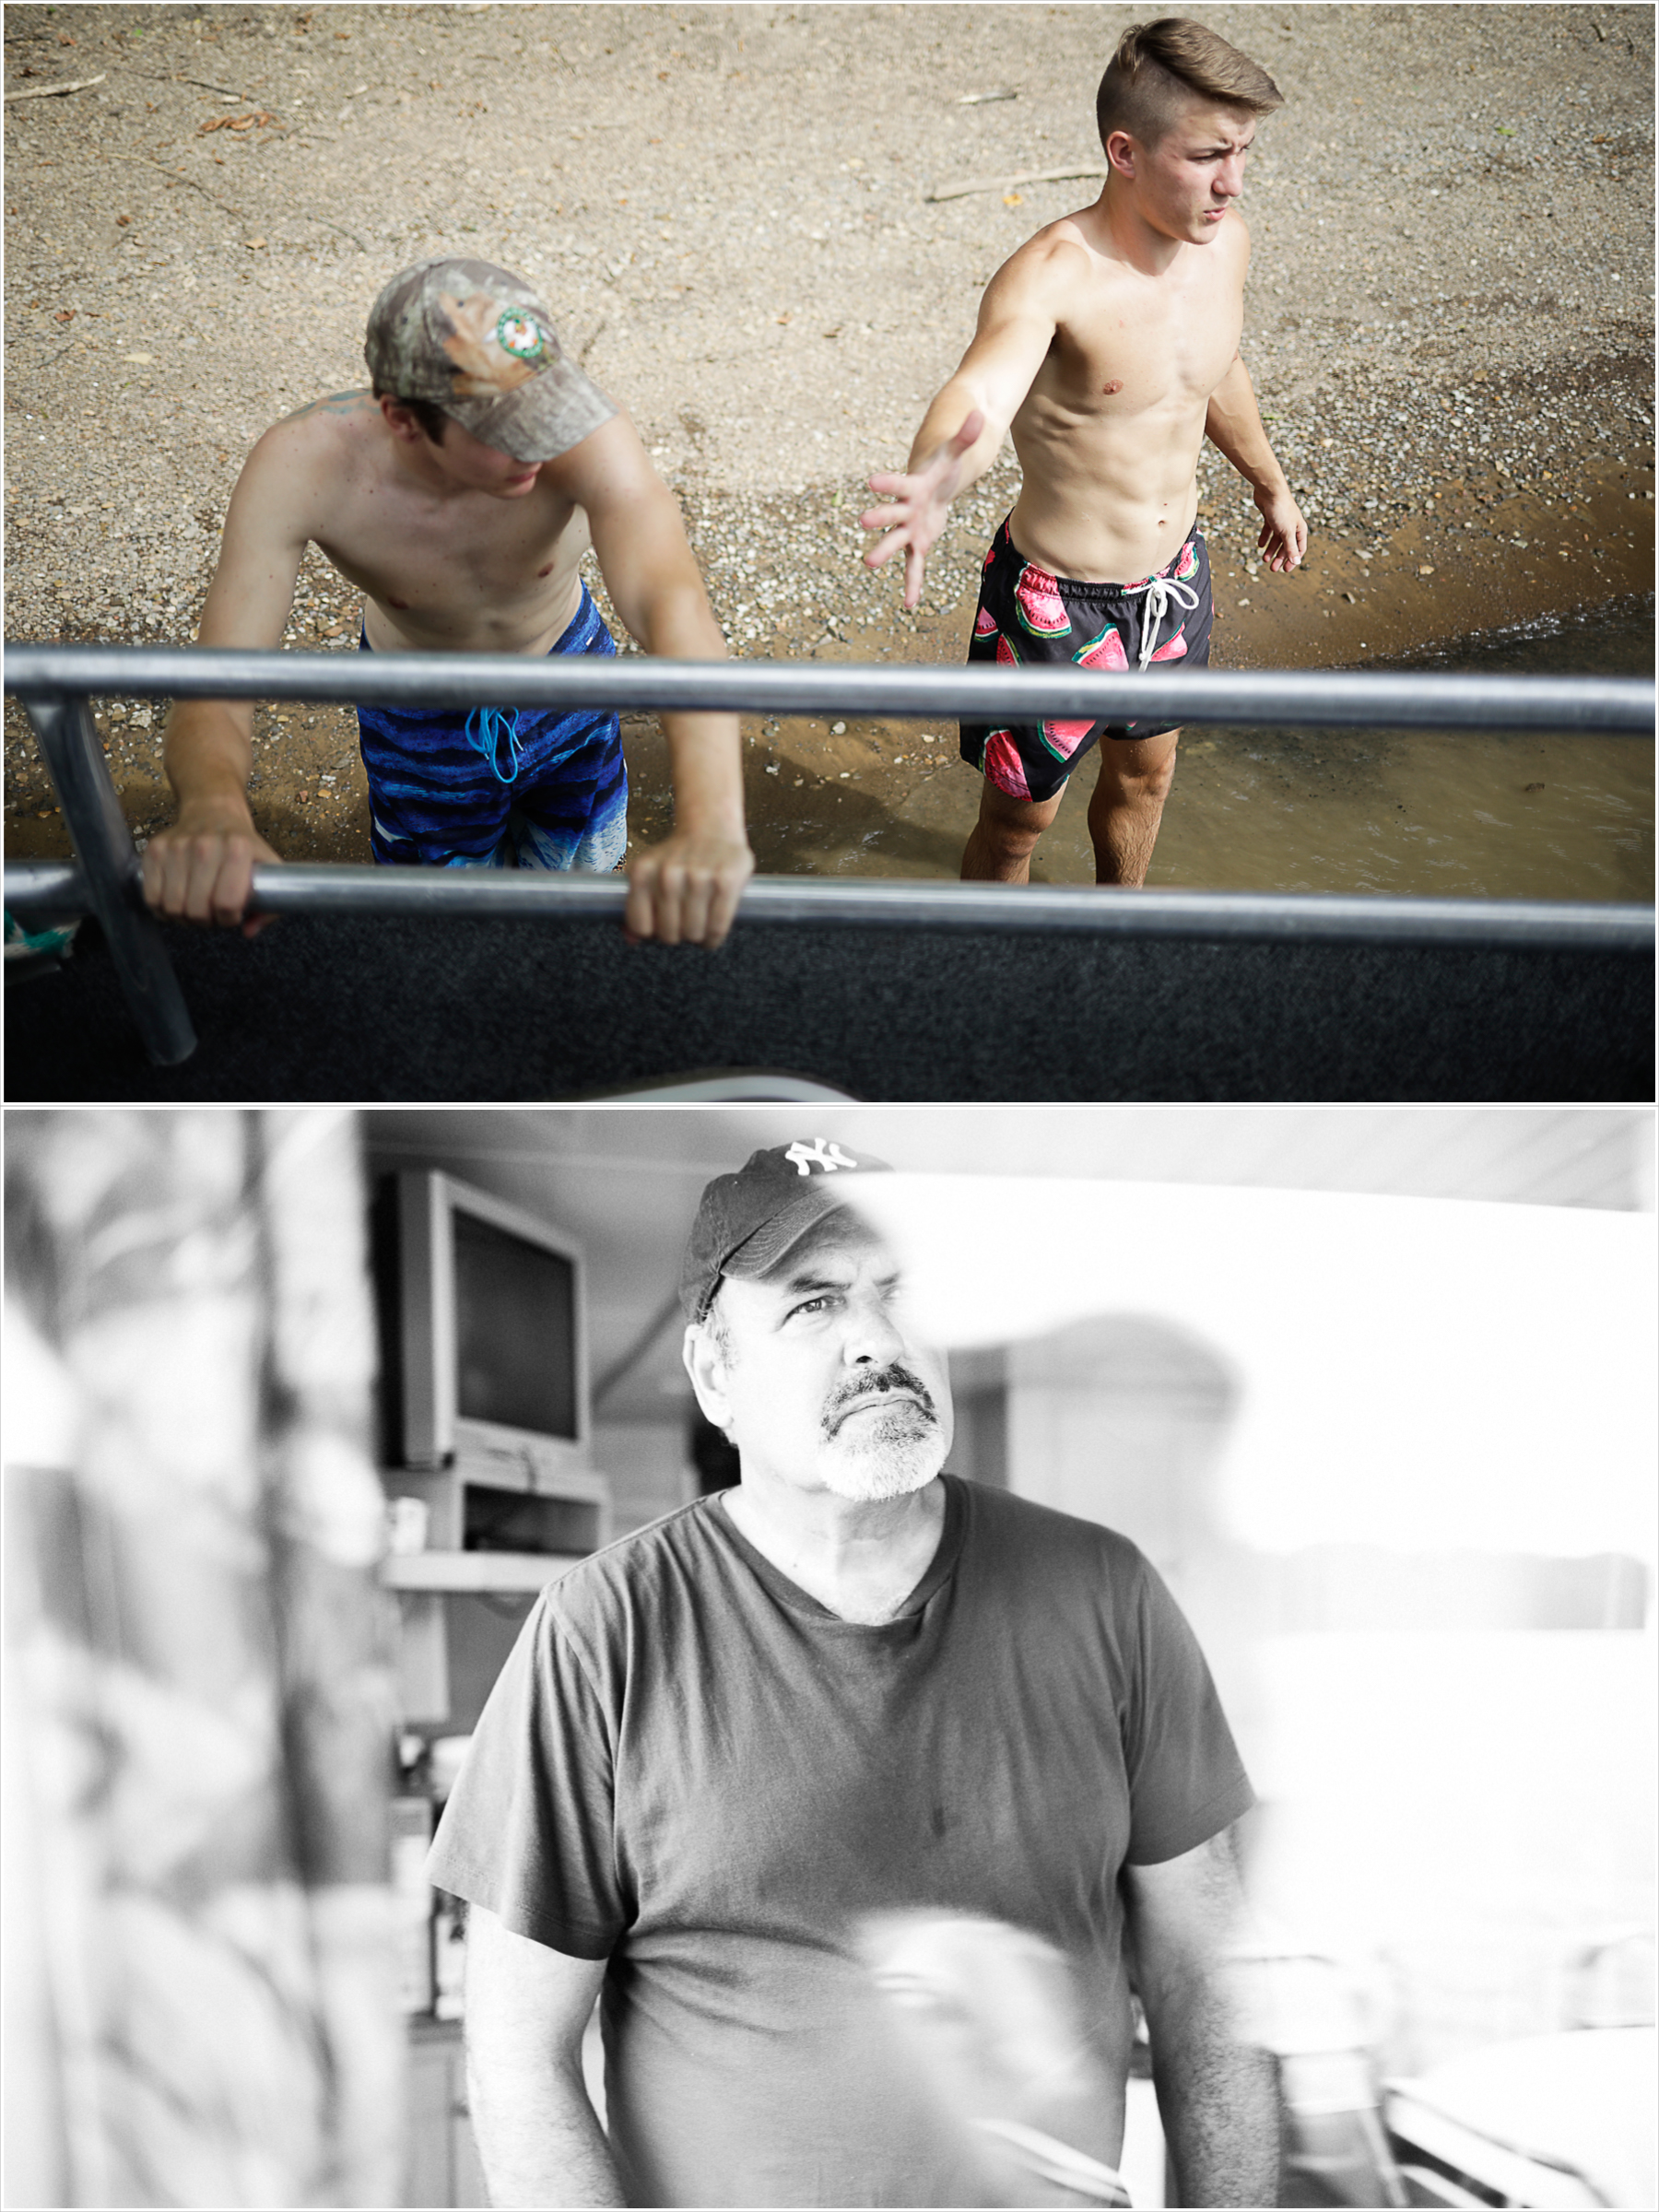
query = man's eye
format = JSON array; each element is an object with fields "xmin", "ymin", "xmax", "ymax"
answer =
[{"xmin": 790, "ymin": 1295, "xmax": 833, "ymax": 1319}]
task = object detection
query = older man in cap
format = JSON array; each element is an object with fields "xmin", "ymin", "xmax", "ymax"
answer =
[
  {"xmin": 428, "ymin": 1140, "xmax": 1278, "ymax": 2207},
  {"xmin": 142, "ymin": 255, "xmax": 751, "ymax": 948}
]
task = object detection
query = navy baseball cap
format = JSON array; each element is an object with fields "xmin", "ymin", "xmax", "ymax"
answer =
[{"xmin": 679, "ymin": 1140, "xmax": 894, "ymax": 1324}]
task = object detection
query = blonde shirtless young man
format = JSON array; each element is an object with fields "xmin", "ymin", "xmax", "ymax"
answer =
[
  {"xmin": 142, "ymin": 256, "xmax": 752, "ymax": 948},
  {"xmin": 862, "ymin": 17, "xmax": 1307, "ymax": 888}
]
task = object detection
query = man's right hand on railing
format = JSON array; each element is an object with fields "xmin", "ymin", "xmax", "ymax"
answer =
[{"xmin": 141, "ymin": 800, "xmax": 281, "ymax": 939}]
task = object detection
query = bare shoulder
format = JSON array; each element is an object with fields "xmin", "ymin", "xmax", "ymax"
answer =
[
  {"xmin": 986, "ymin": 217, "xmax": 1096, "ymax": 305},
  {"xmin": 245, "ymin": 387, "xmax": 381, "ymax": 479},
  {"xmin": 270, "ymin": 385, "xmax": 382, "ymax": 436},
  {"xmin": 214, "ymin": 388, "xmax": 382, "ymax": 546},
  {"xmin": 539, "ymin": 406, "xmax": 656, "ymax": 502},
  {"xmin": 975, "ymin": 219, "xmax": 1097, "ymax": 340},
  {"xmin": 1218, "ymin": 207, "xmax": 1252, "ymax": 271}
]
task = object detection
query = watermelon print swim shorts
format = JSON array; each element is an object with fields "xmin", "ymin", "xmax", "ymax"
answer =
[{"xmin": 959, "ymin": 517, "xmax": 1213, "ymax": 805}]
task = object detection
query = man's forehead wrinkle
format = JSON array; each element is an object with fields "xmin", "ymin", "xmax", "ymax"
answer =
[
  {"xmin": 772, "ymin": 1261, "xmax": 901, "ymax": 1297},
  {"xmin": 778, "ymin": 1265, "xmax": 853, "ymax": 1296},
  {"xmin": 1174, "ymin": 108, "xmax": 1256, "ymax": 151}
]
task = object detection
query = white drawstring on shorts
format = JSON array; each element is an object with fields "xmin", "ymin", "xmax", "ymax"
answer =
[{"xmin": 1124, "ymin": 567, "xmax": 1202, "ymax": 670}]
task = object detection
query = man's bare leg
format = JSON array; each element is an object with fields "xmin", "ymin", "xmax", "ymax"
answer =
[
  {"xmin": 961, "ymin": 782, "xmax": 1066, "ymax": 882},
  {"xmin": 1086, "ymin": 729, "xmax": 1180, "ymax": 887}
]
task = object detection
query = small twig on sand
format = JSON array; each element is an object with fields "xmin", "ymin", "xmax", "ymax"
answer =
[
  {"xmin": 925, "ymin": 163, "xmax": 1108, "ymax": 203},
  {"xmin": 4, "ymin": 72, "xmax": 107, "ymax": 101},
  {"xmin": 140, "ymin": 153, "xmax": 368, "ymax": 251},
  {"xmin": 142, "ymin": 157, "xmax": 245, "ymax": 218},
  {"xmin": 171, "ymin": 74, "xmax": 250, "ymax": 97},
  {"xmin": 300, "ymin": 210, "xmax": 371, "ymax": 253},
  {"xmin": 108, "ymin": 65, "xmax": 250, "ymax": 98}
]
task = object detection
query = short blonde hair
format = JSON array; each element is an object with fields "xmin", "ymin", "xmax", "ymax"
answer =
[{"xmin": 1097, "ymin": 17, "xmax": 1284, "ymax": 152}]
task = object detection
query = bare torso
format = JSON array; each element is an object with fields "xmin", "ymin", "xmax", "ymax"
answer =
[
  {"xmin": 284, "ymin": 390, "xmax": 590, "ymax": 654},
  {"xmin": 149, "ymin": 377, "xmax": 754, "ymax": 950},
  {"xmin": 1006, "ymin": 205, "xmax": 1246, "ymax": 583}
]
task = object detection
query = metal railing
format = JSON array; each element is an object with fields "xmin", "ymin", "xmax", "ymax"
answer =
[
  {"xmin": 7, "ymin": 641, "xmax": 1656, "ymax": 730},
  {"xmin": 5, "ymin": 642, "xmax": 1654, "ymax": 1071}
]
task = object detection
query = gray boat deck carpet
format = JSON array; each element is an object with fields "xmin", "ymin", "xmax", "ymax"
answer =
[{"xmin": 5, "ymin": 911, "xmax": 1648, "ymax": 1100}]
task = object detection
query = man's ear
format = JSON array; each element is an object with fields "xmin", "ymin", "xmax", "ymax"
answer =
[
  {"xmin": 379, "ymin": 394, "xmax": 420, "ymax": 442},
  {"xmin": 1106, "ymin": 127, "xmax": 1139, "ymax": 180},
  {"xmin": 682, "ymin": 1323, "xmax": 733, "ymax": 1432}
]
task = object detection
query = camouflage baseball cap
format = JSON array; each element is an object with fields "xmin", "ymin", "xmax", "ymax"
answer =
[{"xmin": 364, "ymin": 255, "xmax": 616, "ymax": 464}]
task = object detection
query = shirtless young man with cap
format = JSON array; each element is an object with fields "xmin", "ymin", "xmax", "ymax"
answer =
[
  {"xmin": 142, "ymin": 256, "xmax": 752, "ymax": 948},
  {"xmin": 862, "ymin": 17, "xmax": 1307, "ymax": 889}
]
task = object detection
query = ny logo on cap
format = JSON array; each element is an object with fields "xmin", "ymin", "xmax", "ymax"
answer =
[{"xmin": 784, "ymin": 1138, "xmax": 859, "ymax": 1177}]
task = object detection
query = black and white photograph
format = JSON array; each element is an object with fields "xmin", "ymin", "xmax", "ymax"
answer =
[{"xmin": 6, "ymin": 1105, "xmax": 1654, "ymax": 2207}]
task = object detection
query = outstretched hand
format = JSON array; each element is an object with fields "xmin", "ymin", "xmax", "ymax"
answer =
[
  {"xmin": 860, "ymin": 409, "xmax": 986, "ymax": 611},
  {"xmin": 1254, "ymin": 484, "xmax": 1308, "ymax": 573},
  {"xmin": 624, "ymin": 825, "xmax": 754, "ymax": 951}
]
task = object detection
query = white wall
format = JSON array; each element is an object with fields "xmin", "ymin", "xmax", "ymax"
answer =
[{"xmin": 984, "ymin": 1293, "xmax": 1654, "ymax": 2073}]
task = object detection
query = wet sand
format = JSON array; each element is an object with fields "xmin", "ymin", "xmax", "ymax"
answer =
[{"xmin": 6, "ymin": 449, "xmax": 1650, "ymax": 903}]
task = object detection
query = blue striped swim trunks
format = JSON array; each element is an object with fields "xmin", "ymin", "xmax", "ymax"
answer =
[{"xmin": 355, "ymin": 584, "xmax": 628, "ymax": 872}]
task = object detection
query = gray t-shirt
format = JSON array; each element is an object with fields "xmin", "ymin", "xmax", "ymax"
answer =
[{"xmin": 428, "ymin": 1474, "xmax": 1254, "ymax": 2208}]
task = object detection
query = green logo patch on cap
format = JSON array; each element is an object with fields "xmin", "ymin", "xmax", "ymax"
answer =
[{"xmin": 495, "ymin": 308, "xmax": 552, "ymax": 365}]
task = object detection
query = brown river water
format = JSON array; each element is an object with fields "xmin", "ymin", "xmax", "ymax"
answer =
[
  {"xmin": 625, "ymin": 591, "xmax": 1653, "ymax": 907},
  {"xmin": 618, "ymin": 459, "xmax": 1654, "ymax": 906}
]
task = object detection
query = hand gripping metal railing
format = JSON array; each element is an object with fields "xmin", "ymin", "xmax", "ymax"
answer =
[{"xmin": 5, "ymin": 641, "xmax": 1654, "ymax": 1069}]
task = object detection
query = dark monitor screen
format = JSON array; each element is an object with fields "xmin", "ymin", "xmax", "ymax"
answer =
[{"xmin": 453, "ymin": 1210, "xmax": 578, "ymax": 1440}]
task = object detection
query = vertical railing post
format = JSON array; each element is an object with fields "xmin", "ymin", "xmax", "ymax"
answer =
[{"xmin": 23, "ymin": 693, "xmax": 196, "ymax": 1065}]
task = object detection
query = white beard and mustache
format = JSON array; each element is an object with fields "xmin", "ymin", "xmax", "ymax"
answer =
[{"xmin": 818, "ymin": 1366, "xmax": 944, "ymax": 1501}]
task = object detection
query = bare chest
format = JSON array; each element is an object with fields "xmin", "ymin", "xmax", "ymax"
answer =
[
  {"xmin": 314, "ymin": 477, "xmax": 586, "ymax": 626},
  {"xmin": 1038, "ymin": 254, "xmax": 1244, "ymax": 424}
]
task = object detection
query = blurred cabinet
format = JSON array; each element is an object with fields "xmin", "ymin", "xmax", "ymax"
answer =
[{"xmin": 406, "ymin": 2018, "xmax": 488, "ymax": 2208}]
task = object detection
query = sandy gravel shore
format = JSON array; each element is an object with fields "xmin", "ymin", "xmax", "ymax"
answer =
[{"xmin": 5, "ymin": 2, "xmax": 1653, "ymax": 877}]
